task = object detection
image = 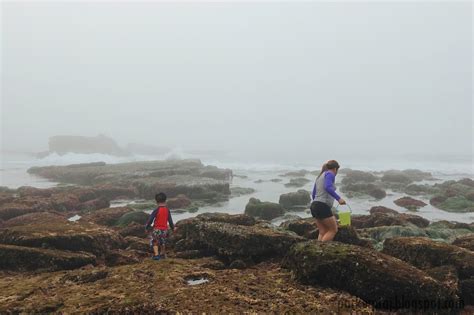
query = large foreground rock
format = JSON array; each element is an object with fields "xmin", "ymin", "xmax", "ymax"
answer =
[
  {"xmin": 283, "ymin": 241, "xmax": 458, "ymax": 310},
  {"xmin": 0, "ymin": 244, "xmax": 96, "ymax": 271},
  {"xmin": 174, "ymin": 216, "xmax": 305, "ymax": 262},
  {"xmin": 0, "ymin": 222, "xmax": 126, "ymax": 256},
  {"xmin": 382, "ymin": 237, "xmax": 474, "ymax": 280}
]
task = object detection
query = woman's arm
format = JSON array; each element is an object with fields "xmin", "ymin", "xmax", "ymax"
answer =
[{"xmin": 324, "ymin": 172, "xmax": 341, "ymax": 201}]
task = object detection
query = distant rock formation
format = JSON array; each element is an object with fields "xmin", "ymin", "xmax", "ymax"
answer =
[
  {"xmin": 38, "ymin": 135, "xmax": 173, "ymax": 157},
  {"xmin": 48, "ymin": 135, "xmax": 127, "ymax": 156},
  {"xmin": 125, "ymin": 142, "xmax": 170, "ymax": 156}
]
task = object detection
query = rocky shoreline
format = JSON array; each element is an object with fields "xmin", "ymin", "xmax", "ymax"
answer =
[{"xmin": 0, "ymin": 160, "xmax": 473, "ymax": 312}]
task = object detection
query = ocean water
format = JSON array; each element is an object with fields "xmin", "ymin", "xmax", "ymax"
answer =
[{"xmin": 1, "ymin": 151, "xmax": 473, "ymax": 224}]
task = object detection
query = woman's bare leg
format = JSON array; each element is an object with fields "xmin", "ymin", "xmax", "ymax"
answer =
[
  {"xmin": 315, "ymin": 219, "xmax": 327, "ymax": 241},
  {"xmin": 320, "ymin": 216, "xmax": 338, "ymax": 242}
]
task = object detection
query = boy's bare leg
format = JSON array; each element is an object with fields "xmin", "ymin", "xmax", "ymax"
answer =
[
  {"xmin": 153, "ymin": 244, "xmax": 159, "ymax": 257},
  {"xmin": 161, "ymin": 244, "xmax": 166, "ymax": 257}
]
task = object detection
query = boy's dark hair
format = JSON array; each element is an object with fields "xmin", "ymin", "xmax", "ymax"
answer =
[{"xmin": 155, "ymin": 192, "xmax": 167, "ymax": 203}]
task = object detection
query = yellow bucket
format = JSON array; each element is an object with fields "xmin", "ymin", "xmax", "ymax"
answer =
[{"xmin": 338, "ymin": 211, "xmax": 351, "ymax": 226}]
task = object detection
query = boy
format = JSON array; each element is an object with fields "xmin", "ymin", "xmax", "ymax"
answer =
[{"xmin": 145, "ymin": 192, "xmax": 175, "ymax": 260}]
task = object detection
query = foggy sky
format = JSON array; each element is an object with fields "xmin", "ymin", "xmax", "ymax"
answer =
[{"xmin": 1, "ymin": 1, "xmax": 472, "ymax": 161}]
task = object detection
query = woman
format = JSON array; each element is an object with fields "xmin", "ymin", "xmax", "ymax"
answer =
[{"xmin": 310, "ymin": 160, "xmax": 346, "ymax": 241}]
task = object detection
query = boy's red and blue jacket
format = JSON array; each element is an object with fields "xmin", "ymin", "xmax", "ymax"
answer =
[{"xmin": 145, "ymin": 206, "xmax": 175, "ymax": 231}]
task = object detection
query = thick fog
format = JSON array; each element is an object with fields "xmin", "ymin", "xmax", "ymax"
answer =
[{"xmin": 1, "ymin": 2, "xmax": 472, "ymax": 163}]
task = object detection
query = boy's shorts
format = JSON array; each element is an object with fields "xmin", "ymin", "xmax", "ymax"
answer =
[{"xmin": 152, "ymin": 229, "xmax": 169, "ymax": 246}]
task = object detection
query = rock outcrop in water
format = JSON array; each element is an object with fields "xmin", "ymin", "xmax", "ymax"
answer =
[
  {"xmin": 340, "ymin": 170, "xmax": 386, "ymax": 199},
  {"xmin": 278, "ymin": 190, "xmax": 311, "ymax": 209},
  {"xmin": 284, "ymin": 177, "xmax": 311, "ymax": 188},
  {"xmin": 244, "ymin": 198, "xmax": 285, "ymax": 220},
  {"xmin": 340, "ymin": 169, "xmax": 436, "ymax": 199},
  {"xmin": 429, "ymin": 178, "xmax": 474, "ymax": 213},
  {"xmin": 48, "ymin": 135, "xmax": 127, "ymax": 156},
  {"xmin": 393, "ymin": 196, "xmax": 427, "ymax": 211},
  {"xmin": 28, "ymin": 159, "xmax": 232, "ymax": 203}
]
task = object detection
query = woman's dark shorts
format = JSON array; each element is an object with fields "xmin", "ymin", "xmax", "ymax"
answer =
[{"xmin": 310, "ymin": 201, "xmax": 334, "ymax": 220}]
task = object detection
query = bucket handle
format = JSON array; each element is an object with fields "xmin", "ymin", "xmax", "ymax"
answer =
[{"xmin": 335, "ymin": 203, "xmax": 352, "ymax": 213}]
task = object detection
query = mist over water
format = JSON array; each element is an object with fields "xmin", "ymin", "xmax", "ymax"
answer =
[{"xmin": 1, "ymin": 1, "xmax": 472, "ymax": 162}]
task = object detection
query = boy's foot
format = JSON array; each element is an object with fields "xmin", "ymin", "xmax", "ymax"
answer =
[{"xmin": 152, "ymin": 255, "xmax": 161, "ymax": 261}]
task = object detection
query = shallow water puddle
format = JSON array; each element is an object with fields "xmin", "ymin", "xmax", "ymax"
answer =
[
  {"xmin": 68, "ymin": 214, "xmax": 81, "ymax": 222},
  {"xmin": 184, "ymin": 274, "xmax": 210, "ymax": 286}
]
